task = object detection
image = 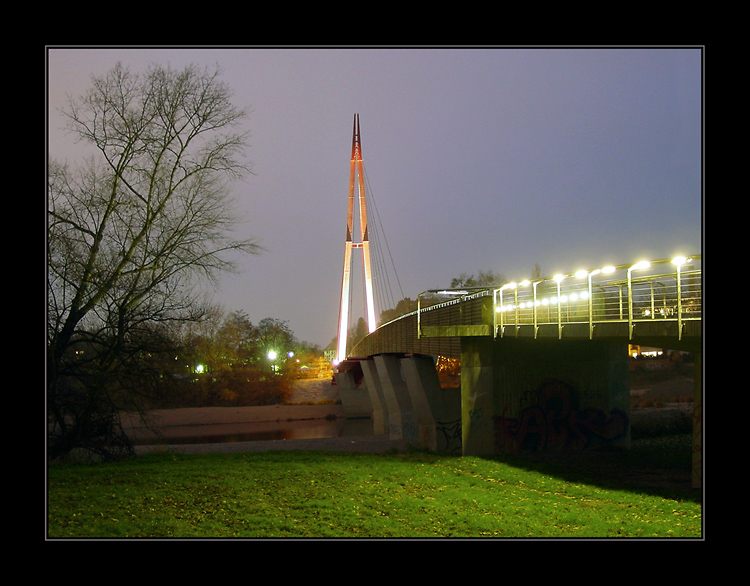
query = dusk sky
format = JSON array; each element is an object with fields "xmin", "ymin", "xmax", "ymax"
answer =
[{"xmin": 47, "ymin": 47, "xmax": 702, "ymax": 348}]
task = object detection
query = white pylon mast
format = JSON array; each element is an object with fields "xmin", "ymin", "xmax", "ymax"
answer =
[{"xmin": 336, "ymin": 114, "xmax": 376, "ymax": 362}]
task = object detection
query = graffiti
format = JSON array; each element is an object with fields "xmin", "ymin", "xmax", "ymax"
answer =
[
  {"xmin": 494, "ymin": 379, "xmax": 628, "ymax": 453},
  {"xmin": 402, "ymin": 417, "xmax": 419, "ymax": 444},
  {"xmin": 469, "ymin": 407, "xmax": 484, "ymax": 427},
  {"xmin": 437, "ymin": 419, "xmax": 462, "ymax": 455}
]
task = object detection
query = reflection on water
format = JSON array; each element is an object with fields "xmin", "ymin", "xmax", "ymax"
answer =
[{"xmin": 131, "ymin": 417, "xmax": 374, "ymax": 446}]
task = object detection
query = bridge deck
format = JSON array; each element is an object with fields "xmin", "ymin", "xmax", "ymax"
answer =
[{"xmin": 350, "ymin": 256, "xmax": 701, "ymax": 357}]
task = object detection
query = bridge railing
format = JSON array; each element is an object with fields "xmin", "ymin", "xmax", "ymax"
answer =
[{"xmin": 415, "ymin": 255, "xmax": 701, "ymax": 343}]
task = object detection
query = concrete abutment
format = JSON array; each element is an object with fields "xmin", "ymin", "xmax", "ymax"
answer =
[{"xmin": 460, "ymin": 337, "xmax": 631, "ymax": 456}]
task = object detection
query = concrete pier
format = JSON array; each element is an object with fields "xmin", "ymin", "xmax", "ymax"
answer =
[
  {"xmin": 360, "ymin": 357, "xmax": 389, "ymax": 436},
  {"xmin": 334, "ymin": 359, "xmax": 372, "ymax": 419},
  {"xmin": 373, "ymin": 354, "xmax": 417, "ymax": 443}
]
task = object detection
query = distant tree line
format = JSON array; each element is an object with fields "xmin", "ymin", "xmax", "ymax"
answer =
[{"xmin": 132, "ymin": 309, "xmax": 327, "ymax": 410}]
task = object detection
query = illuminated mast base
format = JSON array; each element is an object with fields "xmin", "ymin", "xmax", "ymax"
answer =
[{"xmin": 336, "ymin": 113, "xmax": 376, "ymax": 363}]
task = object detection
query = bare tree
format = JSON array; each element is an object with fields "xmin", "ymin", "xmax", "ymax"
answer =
[{"xmin": 47, "ymin": 63, "xmax": 260, "ymax": 459}]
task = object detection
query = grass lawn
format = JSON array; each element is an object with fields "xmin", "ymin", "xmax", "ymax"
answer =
[{"xmin": 47, "ymin": 435, "xmax": 701, "ymax": 539}]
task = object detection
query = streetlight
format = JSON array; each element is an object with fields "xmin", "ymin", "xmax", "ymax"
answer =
[
  {"xmin": 267, "ymin": 350, "xmax": 279, "ymax": 373},
  {"xmin": 573, "ymin": 265, "xmax": 614, "ymax": 340},
  {"xmin": 515, "ymin": 280, "xmax": 531, "ymax": 335},
  {"xmin": 531, "ymin": 279, "xmax": 543, "ymax": 339},
  {"xmin": 672, "ymin": 256, "xmax": 691, "ymax": 340},
  {"xmin": 553, "ymin": 274, "xmax": 565, "ymax": 340},
  {"xmin": 576, "ymin": 269, "xmax": 599, "ymax": 340},
  {"xmin": 627, "ymin": 260, "xmax": 651, "ymax": 340},
  {"xmin": 495, "ymin": 282, "xmax": 517, "ymax": 338}
]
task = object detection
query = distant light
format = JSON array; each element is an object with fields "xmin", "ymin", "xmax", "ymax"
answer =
[
  {"xmin": 641, "ymin": 349, "xmax": 663, "ymax": 357},
  {"xmin": 559, "ymin": 295, "xmax": 568, "ymax": 303},
  {"xmin": 671, "ymin": 256, "xmax": 689, "ymax": 267},
  {"xmin": 601, "ymin": 265, "xmax": 616, "ymax": 274},
  {"xmin": 541, "ymin": 298, "xmax": 550, "ymax": 306},
  {"xmin": 574, "ymin": 269, "xmax": 588, "ymax": 279},
  {"xmin": 436, "ymin": 290, "xmax": 469, "ymax": 296},
  {"xmin": 553, "ymin": 274, "xmax": 565, "ymax": 284},
  {"xmin": 267, "ymin": 350, "xmax": 278, "ymax": 361},
  {"xmin": 519, "ymin": 279, "xmax": 530, "ymax": 287},
  {"xmin": 579, "ymin": 291, "xmax": 589, "ymax": 300},
  {"xmin": 495, "ymin": 306, "xmax": 502, "ymax": 313},
  {"xmin": 195, "ymin": 363, "xmax": 205, "ymax": 374},
  {"xmin": 288, "ymin": 351, "xmax": 295, "ymax": 358},
  {"xmin": 505, "ymin": 282, "xmax": 518, "ymax": 290},
  {"xmin": 569, "ymin": 293, "xmax": 579, "ymax": 301},
  {"xmin": 630, "ymin": 260, "xmax": 651, "ymax": 271},
  {"xmin": 332, "ymin": 359, "xmax": 340, "ymax": 366}
]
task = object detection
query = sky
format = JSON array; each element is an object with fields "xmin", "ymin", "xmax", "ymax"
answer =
[{"xmin": 47, "ymin": 47, "xmax": 702, "ymax": 348}]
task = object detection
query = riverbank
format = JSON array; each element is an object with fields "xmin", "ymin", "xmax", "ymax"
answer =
[
  {"xmin": 120, "ymin": 369, "xmax": 695, "ymax": 456},
  {"xmin": 122, "ymin": 404, "xmax": 343, "ymax": 442}
]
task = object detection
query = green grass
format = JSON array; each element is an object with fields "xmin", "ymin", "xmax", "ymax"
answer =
[{"xmin": 47, "ymin": 436, "xmax": 701, "ymax": 539}]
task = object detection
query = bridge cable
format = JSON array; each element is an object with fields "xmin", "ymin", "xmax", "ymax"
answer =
[
  {"xmin": 369, "ymin": 177, "xmax": 404, "ymax": 302},
  {"xmin": 369, "ymin": 212, "xmax": 393, "ymax": 318},
  {"xmin": 363, "ymin": 163, "xmax": 405, "ymax": 309},
  {"xmin": 364, "ymin": 168, "xmax": 396, "ymax": 318}
]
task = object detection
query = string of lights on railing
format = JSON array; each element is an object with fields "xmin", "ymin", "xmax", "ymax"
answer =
[
  {"xmin": 493, "ymin": 255, "xmax": 698, "ymax": 341},
  {"xmin": 410, "ymin": 254, "xmax": 700, "ymax": 342}
]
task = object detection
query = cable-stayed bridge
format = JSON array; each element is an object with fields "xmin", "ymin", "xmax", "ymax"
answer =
[{"xmin": 331, "ymin": 115, "xmax": 702, "ymax": 488}]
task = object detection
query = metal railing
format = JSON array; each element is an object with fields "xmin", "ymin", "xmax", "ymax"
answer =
[{"xmin": 414, "ymin": 255, "xmax": 701, "ymax": 342}]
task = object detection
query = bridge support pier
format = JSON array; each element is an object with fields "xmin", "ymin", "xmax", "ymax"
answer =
[
  {"xmin": 360, "ymin": 358, "xmax": 389, "ymax": 436},
  {"xmin": 334, "ymin": 361, "xmax": 372, "ymax": 419},
  {"xmin": 460, "ymin": 337, "xmax": 631, "ymax": 456},
  {"xmin": 373, "ymin": 354, "xmax": 418, "ymax": 444},
  {"xmin": 401, "ymin": 355, "xmax": 441, "ymax": 452},
  {"xmin": 355, "ymin": 354, "xmax": 461, "ymax": 451}
]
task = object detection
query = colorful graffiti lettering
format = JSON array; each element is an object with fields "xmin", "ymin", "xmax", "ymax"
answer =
[{"xmin": 494, "ymin": 379, "xmax": 628, "ymax": 453}]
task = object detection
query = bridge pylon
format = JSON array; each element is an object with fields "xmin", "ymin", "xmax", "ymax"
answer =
[{"xmin": 336, "ymin": 114, "xmax": 377, "ymax": 363}]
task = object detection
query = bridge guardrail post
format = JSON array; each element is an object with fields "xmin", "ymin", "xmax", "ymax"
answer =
[
  {"xmin": 493, "ymin": 288, "xmax": 498, "ymax": 338},
  {"xmin": 553, "ymin": 274, "xmax": 564, "ymax": 340},
  {"xmin": 417, "ymin": 294, "xmax": 421, "ymax": 339},
  {"xmin": 499, "ymin": 287, "xmax": 505, "ymax": 338},
  {"xmin": 587, "ymin": 272, "xmax": 594, "ymax": 340},
  {"xmin": 627, "ymin": 260, "xmax": 650, "ymax": 340},
  {"xmin": 673, "ymin": 256, "xmax": 689, "ymax": 341}
]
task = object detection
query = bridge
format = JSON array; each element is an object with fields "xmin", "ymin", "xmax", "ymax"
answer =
[
  {"xmin": 350, "ymin": 255, "xmax": 701, "ymax": 357},
  {"xmin": 332, "ymin": 115, "xmax": 702, "ymax": 487}
]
